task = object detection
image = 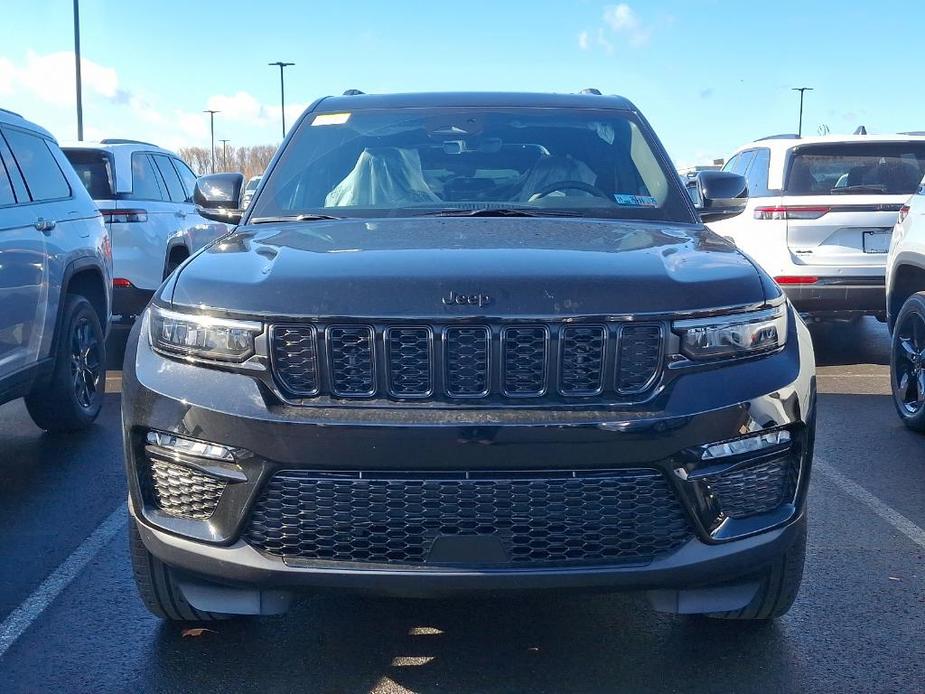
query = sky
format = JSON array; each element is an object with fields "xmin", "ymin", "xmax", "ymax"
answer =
[{"xmin": 1, "ymin": 0, "xmax": 921, "ymax": 168}]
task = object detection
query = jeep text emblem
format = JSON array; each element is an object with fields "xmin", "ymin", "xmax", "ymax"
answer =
[{"xmin": 443, "ymin": 290, "xmax": 491, "ymax": 307}]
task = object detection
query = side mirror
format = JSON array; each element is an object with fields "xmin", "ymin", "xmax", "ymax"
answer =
[
  {"xmin": 193, "ymin": 173, "xmax": 245, "ymax": 225},
  {"xmin": 691, "ymin": 171, "xmax": 748, "ymax": 223}
]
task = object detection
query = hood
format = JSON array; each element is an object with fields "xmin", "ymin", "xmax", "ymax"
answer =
[{"xmin": 168, "ymin": 217, "xmax": 768, "ymax": 318}]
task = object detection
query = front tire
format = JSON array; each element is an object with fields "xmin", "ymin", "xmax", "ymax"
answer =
[
  {"xmin": 129, "ymin": 521, "xmax": 230, "ymax": 622},
  {"xmin": 890, "ymin": 292, "xmax": 925, "ymax": 432},
  {"xmin": 707, "ymin": 520, "xmax": 806, "ymax": 620},
  {"xmin": 25, "ymin": 294, "xmax": 105, "ymax": 432}
]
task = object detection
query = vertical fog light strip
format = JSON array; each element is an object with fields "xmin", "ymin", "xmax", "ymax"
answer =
[
  {"xmin": 701, "ymin": 430, "xmax": 791, "ymax": 460},
  {"xmin": 146, "ymin": 431, "xmax": 234, "ymax": 461}
]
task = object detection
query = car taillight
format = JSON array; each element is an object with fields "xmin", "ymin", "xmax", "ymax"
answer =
[
  {"xmin": 100, "ymin": 208, "xmax": 147, "ymax": 224},
  {"xmin": 898, "ymin": 205, "xmax": 911, "ymax": 223},
  {"xmin": 754, "ymin": 206, "xmax": 830, "ymax": 220},
  {"xmin": 774, "ymin": 276, "xmax": 818, "ymax": 285},
  {"xmin": 113, "ymin": 278, "xmax": 134, "ymax": 288}
]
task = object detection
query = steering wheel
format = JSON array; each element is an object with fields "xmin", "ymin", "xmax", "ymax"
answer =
[{"xmin": 530, "ymin": 180, "xmax": 613, "ymax": 201}]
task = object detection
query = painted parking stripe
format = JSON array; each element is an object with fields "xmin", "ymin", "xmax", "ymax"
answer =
[
  {"xmin": 816, "ymin": 460, "xmax": 925, "ymax": 550},
  {"xmin": 0, "ymin": 502, "xmax": 127, "ymax": 659}
]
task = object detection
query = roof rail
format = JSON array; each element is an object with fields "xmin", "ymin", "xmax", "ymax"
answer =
[
  {"xmin": 900, "ymin": 131, "xmax": 925, "ymax": 136},
  {"xmin": 0, "ymin": 107, "xmax": 23, "ymax": 118},
  {"xmin": 853, "ymin": 125, "xmax": 867, "ymax": 135},
  {"xmin": 579, "ymin": 88, "xmax": 602, "ymax": 95},
  {"xmin": 342, "ymin": 89, "xmax": 365, "ymax": 96},
  {"xmin": 755, "ymin": 133, "xmax": 800, "ymax": 141},
  {"xmin": 99, "ymin": 138, "xmax": 159, "ymax": 147}
]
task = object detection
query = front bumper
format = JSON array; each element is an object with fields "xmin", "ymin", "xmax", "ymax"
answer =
[{"xmin": 122, "ymin": 309, "xmax": 816, "ymax": 604}]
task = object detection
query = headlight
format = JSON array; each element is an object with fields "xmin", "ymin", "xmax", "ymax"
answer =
[
  {"xmin": 673, "ymin": 305, "xmax": 787, "ymax": 360},
  {"xmin": 149, "ymin": 305, "xmax": 262, "ymax": 362}
]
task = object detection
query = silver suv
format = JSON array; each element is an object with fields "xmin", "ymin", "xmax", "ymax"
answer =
[
  {"xmin": 62, "ymin": 140, "xmax": 228, "ymax": 319},
  {"xmin": 886, "ymin": 174, "xmax": 925, "ymax": 430},
  {"xmin": 0, "ymin": 108, "xmax": 112, "ymax": 431}
]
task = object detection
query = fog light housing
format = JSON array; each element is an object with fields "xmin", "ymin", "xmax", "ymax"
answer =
[
  {"xmin": 701, "ymin": 429, "xmax": 791, "ymax": 460},
  {"xmin": 146, "ymin": 431, "xmax": 234, "ymax": 461}
]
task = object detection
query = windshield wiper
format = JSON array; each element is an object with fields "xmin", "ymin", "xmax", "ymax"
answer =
[
  {"xmin": 417, "ymin": 208, "xmax": 583, "ymax": 218},
  {"xmin": 830, "ymin": 185, "xmax": 888, "ymax": 194},
  {"xmin": 250, "ymin": 213, "xmax": 342, "ymax": 223}
]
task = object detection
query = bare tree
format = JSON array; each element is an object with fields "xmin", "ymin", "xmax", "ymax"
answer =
[{"xmin": 177, "ymin": 145, "xmax": 277, "ymax": 181}]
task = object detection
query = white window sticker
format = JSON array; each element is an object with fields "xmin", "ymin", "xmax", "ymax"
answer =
[{"xmin": 311, "ymin": 112, "xmax": 351, "ymax": 126}]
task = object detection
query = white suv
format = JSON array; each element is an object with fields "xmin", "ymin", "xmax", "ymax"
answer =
[
  {"xmin": 62, "ymin": 140, "xmax": 229, "ymax": 318},
  {"xmin": 709, "ymin": 134, "xmax": 925, "ymax": 321},
  {"xmin": 886, "ymin": 174, "xmax": 925, "ymax": 430}
]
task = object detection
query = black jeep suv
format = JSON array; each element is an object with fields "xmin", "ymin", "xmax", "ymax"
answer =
[{"xmin": 123, "ymin": 92, "xmax": 815, "ymax": 621}]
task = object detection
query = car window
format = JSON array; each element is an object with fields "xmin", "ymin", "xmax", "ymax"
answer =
[
  {"xmin": 727, "ymin": 150, "xmax": 756, "ymax": 177},
  {"xmin": 171, "ymin": 158, "xmax": 198, "ymax": 200},
  {"xmin": 786, "ymin": 142, "xmax": 925, "ymax": 195},
  {"xmin": 744, "ymin": 148, "xmax": 771, "ymax": 197},
  {"xmin": 721, "ymin": 154, "xmax": 739, "ymax": 174},
  {"xmin": 0, "ymin": 153, "xmax": 15, "ymax": 206},
  {"xmin": 130, "ymin": 153, "xmax": 164, "ymax": 200},
  {"xmin": 251, "ymin": 107, "xmax": 693, "ymax": 223},
  {"xmin": 2, "ymin": 128, "xmax": 71, "ymax": 202},
  {"xmin": 62, "ymin": 148, "xmax": 114, "ymax": 199},
  {"xmin": 152, "ymin": 154, "xmax": 187, "ymax": 203}
]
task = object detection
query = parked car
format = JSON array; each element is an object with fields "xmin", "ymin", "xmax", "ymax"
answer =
[
  {"xmin": 0, "ymin": 108, "xmax": 111, "ymax": 430},
  {"xmin": 886, "ymin": 173, "xmax": 925, "ymax": 430},
  {"xmin": 61, "ymin": 140, "xmax": 229, "ymax": 319},
  {"xmin": 123, "ymin": 91, "xmax": 815, "ymax": 622},
  {"xmin": 707, "ymin": 133, "xmax": 925, "ymax": 321},
  {"xmin": 240, "ymin": 174, "xmax": 262, "ymax": 208}
]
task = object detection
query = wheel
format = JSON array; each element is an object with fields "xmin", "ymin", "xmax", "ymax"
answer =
[
  {"xmin": 24, "ymin": 294, "xmax": 105, "ymax": 432},
  {"xmin": 707, "ymin": 520, "xmax": 806, "ymax": 620},
  {"xmin": 890, "ymin": 292, "xmax": 925, "ymax": 432},
  {"xmin": 129, "ymin": 521, "xmax": 230, "ymax": 622},
  {"xmin": 164, "ymin": 251, "xmax": 187, "ymax": 280}
]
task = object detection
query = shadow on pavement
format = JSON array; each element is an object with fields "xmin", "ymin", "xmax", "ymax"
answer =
[
  {"xmin": 807, "ymin": 317, "xmax": 890, "ymax": 367},
  {"xmin": 142, "ymin": 593, "xmax": 803, "ymax": 693}
]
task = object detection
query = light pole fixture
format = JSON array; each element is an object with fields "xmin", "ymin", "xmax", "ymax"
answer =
[
  {"xmin": 268, "ymin": 61, "xmax": 295, "ymax": 138},
  {"xmin": 219, "ymin": 139, "xmax": 230, "ymax": 169},
  {"xmin": 792, "ymin": 87, "xmax": 814, "ymax": 137},
  {"xmin": 203, "ymin": 110, "xmax": 220, "ymax": 173},
  {"xmin": 73, "ymin": 0, "xmax": 83, "ymax": 140}
]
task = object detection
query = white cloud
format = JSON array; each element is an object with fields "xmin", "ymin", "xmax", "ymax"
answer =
[
  {"xmin": 1, "ymin": 51, "xmax": 121, "ymax": 107},
  {"xmin": 581, "ymin": 4, "xmax": 651, "ymax": 52}
]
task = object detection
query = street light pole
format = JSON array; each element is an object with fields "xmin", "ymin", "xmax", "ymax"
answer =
[
  {"xmin": 792, "ymin": 87, "xmax": 814, "ymax": 137},
  {"xmin": 268, "ymin": 61, "xmax": 294, "ymax": 138},
  {"xmin": 73, "ymin": 0, "xmax": 84, "ymax": 140},
  {"xmin": 219, "ymin": 139, "xmax": 230, "ymax": 170},
  {"xmin": 203, "ymin": 110, "xmax": 219, "ymax": 173}
]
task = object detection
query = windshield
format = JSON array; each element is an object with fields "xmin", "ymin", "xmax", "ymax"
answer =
[
  {"xmin": 249, "ymin": 107, "xmax": 692, "ymax": 222},
  {"xmin": 786, "ymin": 142, "xmax": 925, "ymax": 195}
]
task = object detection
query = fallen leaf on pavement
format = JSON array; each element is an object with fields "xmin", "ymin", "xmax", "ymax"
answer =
[{"xmin": 181, "ymin": 627, "xmax": 216, "ymax": 638}]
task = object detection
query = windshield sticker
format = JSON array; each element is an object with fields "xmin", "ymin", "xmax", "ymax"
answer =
[
  {"xmin": 312, "ymin": 113, "xmax": 351, "ymax": 126},
  {"xmin": 614, "ymin": 194, "xmax": 658, "ymax": 207}
]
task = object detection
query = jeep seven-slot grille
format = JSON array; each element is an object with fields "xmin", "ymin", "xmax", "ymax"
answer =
[
  {"xmin": 270, "ymin": 322, "xmax": 664, "ymax": 402},
  {"xmin": 243, "ymin": 469, "xmax": 693, "ymax": 567}
]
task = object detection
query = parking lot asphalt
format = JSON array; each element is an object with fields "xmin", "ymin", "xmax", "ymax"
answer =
[{"xmin": 0, "ymin": 318, "xmax": 923, "ymax": 693}]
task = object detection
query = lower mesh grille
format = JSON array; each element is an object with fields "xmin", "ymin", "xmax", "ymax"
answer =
[
  {"xmin": 244, "ymin": 469, "xmax": 693, "ymax": 567},
  {"xmin": 143, "ymin": 460, "xmax": 226, "ymax": 520},
  {"xmin": 703, "ymin": 456, "xmax": 797, "ymax": 519}
]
